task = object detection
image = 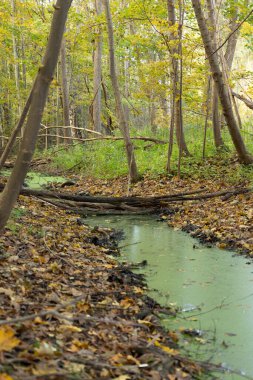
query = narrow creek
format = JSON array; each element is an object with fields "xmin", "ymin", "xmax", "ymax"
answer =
[
  {"xmin": 2, "ymin": 171, "xmax": 252, "ymax": 378},
  {"xmin": 85, "ymin": 215, "xmax": 253, "ymax": 380}
]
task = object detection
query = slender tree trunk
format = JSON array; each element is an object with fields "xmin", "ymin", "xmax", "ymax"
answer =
[
  {"xmin": 167, "ymin": 0, "xmax": 190, "ymax": 158},
  {"xmin": 224, "ymin": 15, "xmax": 239, "ymax": 72},
  {"xmin": 124, "ymin": 55, "xmax": 130, "ymax": 125},
  {"xmin": 60, "ymin": 37, "xmax": 72, "ymax": 144},
  {"xmin": 0, "ymin": 84, "xmax": 34, "ymax": 170},
  {"xmin": 191, "ymin": 0, "xmax": 253, "ymax": 164},
  {"xmin": 206, "ymin": 0, "xmax": 224, "ymax": 148},
  {"xmin": 0, "ymin": 0, "xmax": 73, "ymax": 232},
  {"xmin": 21, "ymin": 32, "xmax": 27, "ymax": 89},
  {"xmin": 11, "ymin": 0, "xmax": 22, "ymax": 118},
  {"xmin": 102, "ymin": 81, "xmax": 113, "ymax": 133},
  {"xmin": 103, "ymin": 0, "xmax": 139, "ymax": 183},
  {"xmin": 203, "ymin": 76, "xmax": 212, "ymax": 158},
  {"xmin": 93, "ymin": 0, "xmax": 103, "ymax": 133}
]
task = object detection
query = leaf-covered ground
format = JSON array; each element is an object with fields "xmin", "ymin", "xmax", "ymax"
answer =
[{"xmin": 0, "ymin": 194, "xmax": 202, "ymax": 380}]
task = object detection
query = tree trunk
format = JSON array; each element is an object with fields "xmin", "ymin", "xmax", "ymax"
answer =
[
  {"xmin": 206, "ymin": 0, "xmax": 224, "ymax": 148},
  {"xmin": 167, "ymin": 0, "xmax": 190, "ymax": 158},
  {"xmin": 0, "ymin": 0, "xmax": 72, "ymax": 232},
  {"xmin": 0, "ymin": 84, "xmax": 34, "ymax": 170},
  {"xmin": 191, "ymin": 0, "xmax": 253, "ymax": 164},
  {"xmin": 11, "ymin": 0, "xmax": 22, "ymax": 118},
  {"xmin": 93, "ymin": 0, "xmax": 103, "ymax": 133},
  {"xmin": 224, "ymin": 16, "xmax": 239, "ymax": 72},
  {"xmin": 60, "ymin": 36, "xmax": 72, "ymax": 144},
  {"xmin": 103, "ymin": 0, "xmax": 139, "ymax": 183}
]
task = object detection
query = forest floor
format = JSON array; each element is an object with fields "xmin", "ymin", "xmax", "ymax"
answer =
[
  {"xmin": 0, "ymin": 191, "xmax": 203, "ymax": 380},
  {"xmin": 0, "ymin": 166, "xmax": 252, "ymax": 380}
]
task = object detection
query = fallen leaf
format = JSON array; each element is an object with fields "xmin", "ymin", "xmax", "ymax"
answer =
[
  {"xmin": 0, "ymin": 326, "xmax": 20, "ymax": 352},
  {"xmin": 0, "ymin": 374, "xmax": 14, "ymax": 380}
]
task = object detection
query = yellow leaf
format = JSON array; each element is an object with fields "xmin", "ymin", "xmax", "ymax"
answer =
[
  {"xmin": 154, "ymin": 340, "xmax": 179, "ymax": 356},
  {"xmin": 120, "ymin": 297, "xmax": 135, "ymax": 309},
  {"xmin": 58, "ymin": 324, "xmax": 82, "ymax": 333},
  {"xmin": 0, "ymin": 326, "xmax": 20, "ymax": 352},
  {"xmin": 68, "ymin": 339, "xmax": 89, "ymax": 352},
  {"xmin": 0, "ymin": 374, "xmax": 14, "ymax": 380}
]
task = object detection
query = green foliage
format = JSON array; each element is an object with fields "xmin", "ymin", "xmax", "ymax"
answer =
[{"xmin": 48, "ymin": 126, "xmax": 253, "ymax": 184}]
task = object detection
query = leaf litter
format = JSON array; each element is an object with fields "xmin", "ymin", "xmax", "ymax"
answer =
[{"xmin": 0, "ymin": 192, "xmax": 202, "ymax": 379}]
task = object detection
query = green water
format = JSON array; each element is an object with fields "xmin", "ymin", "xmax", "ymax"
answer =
[
  {"xmin": 1, "ymin": 170, "xmax": 65, "ymax": 189},
  {"xmin": 86, "ymin": 215, "xmax": 253, "ymax": 380}
]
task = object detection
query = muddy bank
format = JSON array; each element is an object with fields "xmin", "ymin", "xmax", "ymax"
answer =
[{"xmin": 0, "ymin": 195, "xmax": 203, "ymax": 379}]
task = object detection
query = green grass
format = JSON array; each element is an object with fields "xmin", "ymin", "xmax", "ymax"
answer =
[{"xmin": 46, "ymin": 125, "xmax": 253, "ymax": 184}]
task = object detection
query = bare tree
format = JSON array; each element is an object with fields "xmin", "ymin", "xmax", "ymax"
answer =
[
  {"xmin": 0, "ymin": 0, "xmax": 73, "ymax": 232},
  {"xmin": 206, "ymin": 0, "xmax": 224, "ymax": 148},
  {"xmin": 60, "ymin": 36, "xmax": 72, "ymax": 143},
  {"xmin": 166, "ymin": 0, "xmax": 190, "ymax": 173},
  {"xmin": 93, "ymin": 0, "xmax": 103, "ymax": 133},
  {"xmin": 191, "ymin": 0, "xmax": 253, "ymax": 164},
  {"xmin": 103, "ymin": 0, "xmax": 140, "ymax": 183}
]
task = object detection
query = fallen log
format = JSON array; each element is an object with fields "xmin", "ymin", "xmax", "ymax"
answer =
[{"xmin": 0, "ymin": 183, "xmax": 251, "ymax": 215}]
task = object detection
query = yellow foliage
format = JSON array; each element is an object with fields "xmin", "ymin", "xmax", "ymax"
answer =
[
  {"xmin": 0, "ymin": 326, "xmax": 20, "ymax": 352},
  {"xmin": 241, "ymin": 22, "xmax": 253, "ymax": 36}
]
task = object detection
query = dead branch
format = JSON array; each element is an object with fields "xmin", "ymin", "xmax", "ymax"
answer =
[
  {"xmin": 232, "ymin": 91, "xmax": 253, "ymax": 110},
  {"xmin": 37, "ymin": 134, "xmax": 167, "ymax": 144}
]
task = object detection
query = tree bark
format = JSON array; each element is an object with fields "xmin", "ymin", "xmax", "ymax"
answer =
[
  {"xmin": 0, "ymin": 0, "xmax": 73, "ymax": 232},
  {"xmin": 11, "ymin": 0, "xmax": 22, "ymax": 118},
  {"xmin": 206, "ymin": 0, "xmax": 224, "ymax": 148},
  {"xmin": 191, "ymin": 0, "xmax": 253, "ymax": 164},
  {"xmin": 93, "ymin": 0, "xmax": 103, "ymax": 133},
  {"xmin": 60, "ymin": 36, "xmax": 72, "ymax": 144},
  {"xmin": 166, "ymin": 0, "xmax": 190, "ymax": 172},
  {"xmin": 232, "ymin": 91, "xmax": 253, "ymax": 110},
  {"xmin": 167, "ymin": 0, "xmax": 190, "ymax": 159},
  {"xmin": 103, "ymin": 0, "xmax": 139, "ymax": 183}
]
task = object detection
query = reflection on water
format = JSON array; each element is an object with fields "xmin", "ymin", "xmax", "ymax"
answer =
[{"xmin": 86, "ymin": 215, "xmax": 253, "ymax": 379}]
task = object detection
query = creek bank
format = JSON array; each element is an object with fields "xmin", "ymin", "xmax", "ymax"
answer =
[
  {"xmin": 0, "ymin": 194, "xmax": 204, "ymax": 379},
  {"xmin": 60, "ymin": 175, "xmax": 252, "ymax": 257}
]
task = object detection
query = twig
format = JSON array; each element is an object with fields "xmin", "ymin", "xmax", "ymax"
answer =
[{"xmin": 0, "ymin": 295, "xmax": 85, "ymax": 326}]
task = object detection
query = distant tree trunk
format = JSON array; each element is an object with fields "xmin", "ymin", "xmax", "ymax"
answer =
[
  {"xmin": 0, "ymin": 0, "xmax": 73, "ymax": 232},
  {"xmin": 224, "ymin": 14, "xmax": 239, "ymax": 72},
  {"xmin": 60, "ymin": 36, "xmax": 72, "ymax": 144},
  {"xmin": 93, "ymin": 0, "xmax": 103, "ymax": 133},
  {"xmin": 11, "ymin": 0, "xmax": 22, "ymax": 118},
  {"xmin": 124, "ymin": 55, "xmax": 130, "ymax": 125},
  {"xmin": 166, "ymin": 0, "xmax": 189, "ymax": 172},
  {"xmin": 0, "ymin": 85, "xmax": 34, "ymax": 170},
  {"xmin": 206, "ymin": 0, "xmax": 224, "ymax": 148},
  {"xmin": 191, "ymin": 0, "xmax": 253, "ymax": 164},
  {"xmin": 103, "ymin": 0, "xmax": 139, "ymax": 183},
  {"xmin": 149, "ymin": 94, "xmax": 157, "ymax": 134},
  {"xmin": 102, "ymin": 81, "xmax": 113, "ymax": 133}
]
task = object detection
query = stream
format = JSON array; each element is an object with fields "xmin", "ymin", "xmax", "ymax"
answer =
[
  {"xmin": 2, "ymin": 171, "xmax": 252, "ymax": 378},
  {"xmin": 85, "ymin": 215, "xmax": 253, "ymax": 380}
]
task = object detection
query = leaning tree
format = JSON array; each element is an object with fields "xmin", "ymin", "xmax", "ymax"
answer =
[{"xmin": 0, "ymin": 0, "xmax": 73, "ymax": 231}]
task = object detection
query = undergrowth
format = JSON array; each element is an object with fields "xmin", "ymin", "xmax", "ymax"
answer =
[{"xmin": 44, "ymin": 126, "xmax": 253, "ymax": 184}]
